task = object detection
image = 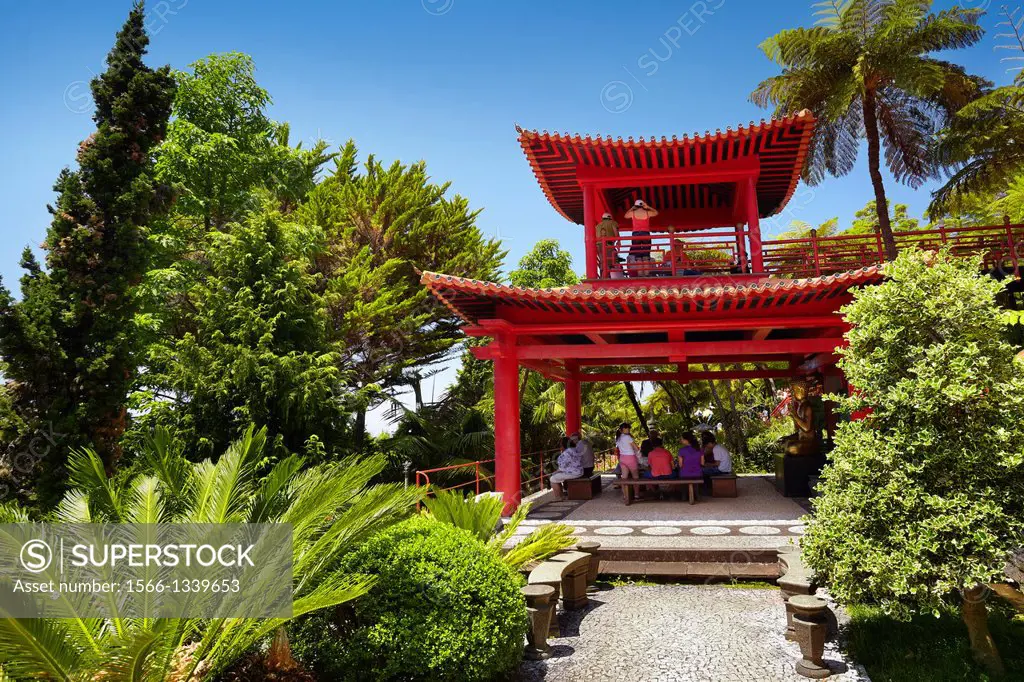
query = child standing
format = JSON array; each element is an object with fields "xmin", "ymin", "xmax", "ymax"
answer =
[{"xmin": 615, "ymin": 422, "xmax": 641, "ymax": 480}]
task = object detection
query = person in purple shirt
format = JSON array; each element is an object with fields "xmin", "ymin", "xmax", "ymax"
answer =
[{"xmin": 676, "ymin": 432, "xmax": 705, "ymax": 480}]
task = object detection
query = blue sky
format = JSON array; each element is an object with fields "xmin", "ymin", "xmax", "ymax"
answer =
[{"xmin": 0, "ymin": 0, "xmax": 1010, "ymax": 431}]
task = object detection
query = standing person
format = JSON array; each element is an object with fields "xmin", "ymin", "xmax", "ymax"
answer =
[
  {"xmin": 677, "ymin": 432, "xmax": 705, "ymax": 480},
  {"xmin": 701, "ymin": 432, "xmax": 733, "ymax": 475},
  {"xmin": 594, "ymin": 212, "xmax": 621, "ymax": 278},
  {"xmin": 625, "ymin": 199, "xmax": 658, "ymax": 277},
  {"xmin": 570, "ymin": 432, "xmax": 595, "ymax": 477},
  {"xmin": 615, "ymin": 423, "xmax": 641, "ymax": 480},
  {"xmin": 550, "ymin": 436, "xmax": 584, "ymax": 501}
]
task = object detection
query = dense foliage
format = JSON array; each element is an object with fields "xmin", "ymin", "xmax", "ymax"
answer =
[
  {"xmin": 292, "ymin": 517, "xmax": 528, "ymax": 682},
  {"xmin": 802, "ymin": 249, "xmax": 1024, "ymax": 676},
  {"xmin": 752, "ymin": 0, "xmax": 986, "ymax": 258},
  {"xmin": 0, "ymin": 3, "xmax": 175, "ymax": 504},
  {"xmin": 0, "ymin": 426, "xmax": 420, "ymax": 679}
]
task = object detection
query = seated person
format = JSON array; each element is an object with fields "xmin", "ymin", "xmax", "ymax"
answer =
[
  {"xmin": 549, "ymin": 436, "xmax": 584, "ymax": 501},
  {"xmin": 701, "ymin": 432, "xmax": 733, "ymax": 476},
  {"xmin": 570, "ymin": 432, "xmax": 595, "ymax": 477},
  {"xmin": 642, "ymin": 444, "xmax": 676, "ymax": 480},
  {"xmin": 640, "ymin": 429, "xmax": 662, "ymax": 470},
  {"xmin": 677, "ymin": 432, "xmax": 704, "ymax": 480}
]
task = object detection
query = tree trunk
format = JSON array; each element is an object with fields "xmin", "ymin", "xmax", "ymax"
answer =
[
  {"xmin": 962, "ymin": 586, "xmax": 1005, "ymax": 677},
  {"xmin": 623, "ymin": 381, "xmax": 649, "ymax": 435},
  {"xmin": 354, "ymin": 408, "xmax": 366, "ymax": 450},
  {"xmin": 862, "ymin": 89, "xmax": 898, "ymax": 261}
]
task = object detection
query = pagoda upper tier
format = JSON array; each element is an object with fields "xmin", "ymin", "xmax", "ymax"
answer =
[{"xmin": 517, "ymin": 111, "xmax": 815, "ymax": 228}]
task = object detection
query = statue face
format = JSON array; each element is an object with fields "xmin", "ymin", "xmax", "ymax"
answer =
[{"xmin": 793, "ymin": 384, "xmax": 807, "ymax": 400}]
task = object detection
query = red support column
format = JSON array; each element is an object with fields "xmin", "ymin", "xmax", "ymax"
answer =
[
  {"xmin": 564, "ymin": 376, "xmax": 581, "ymax": 437},
  {"xmin": 493, "ymin": 336, "xmax": 522, "ymax": 513},
  {"xmin": 583, "ymin": 184, "xmax": 598, "ymax": 279},
  {"xmin": 746, "ymin": 177, "xmax": 764, "ymax": 274}
]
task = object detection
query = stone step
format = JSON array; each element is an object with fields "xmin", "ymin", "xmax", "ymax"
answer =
[
  {"xmin": 597, "ymin": 547, "xmax": 780, "ymax": 564},
  {"xmin": 599, "ymin": 560, "xmax": 779, "ymax": 581}
]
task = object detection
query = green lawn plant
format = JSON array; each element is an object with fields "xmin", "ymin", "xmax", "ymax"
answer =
[
  {"xmin": 0, "ymin": 425, "xmax": 420, "ymax": 680},
  {"xmin": 802, "ymin": 249, "xmax": 1024, "ymax": 677}
]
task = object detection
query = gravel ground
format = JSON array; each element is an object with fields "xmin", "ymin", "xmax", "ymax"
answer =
[{"xmin": 517, "ymin": 585, "xmax": 869, "ymax": 682}]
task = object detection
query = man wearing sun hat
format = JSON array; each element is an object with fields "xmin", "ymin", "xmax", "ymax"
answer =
[{"xmin": 594, "ymin": 211, "xmax": 621, "ymax": 278}]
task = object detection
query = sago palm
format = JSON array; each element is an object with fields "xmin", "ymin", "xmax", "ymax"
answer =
[
  {"xmin": 751, "ymin": 0, "xmax": 987, "ymax": 260},
  {"xmin": 0, "ymin": 425, "xmax": 420, "ymax": 680},
  {"xmin": 421, "ymin": 488, "xmax": 575, "ymax": 570}
]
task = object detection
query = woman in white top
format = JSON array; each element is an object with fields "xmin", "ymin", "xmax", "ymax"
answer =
[{"xmin": 615, "ymin": 422, "xmax": 641, "ymax": 479}]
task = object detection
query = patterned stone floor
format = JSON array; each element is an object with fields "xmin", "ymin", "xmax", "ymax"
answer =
[
  {"xmin": 514, "ymin": 476, "xmax": 808, "ymax": 551},
  {"xmin": 517, "ymin": 585, "xmax": 869, "ymax": 682}
]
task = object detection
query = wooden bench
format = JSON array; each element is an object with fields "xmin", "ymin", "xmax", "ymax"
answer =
[
  {"xmin": 566, "ymin": 474, "xmax": 602, "ymax": 500},
  {"xmin": 710, "ymin": 473, "xmax": 738, "ymax": 498},
  {"xmin": 612, "ymin": 478, "xmax": 703, "ymax": 505}
]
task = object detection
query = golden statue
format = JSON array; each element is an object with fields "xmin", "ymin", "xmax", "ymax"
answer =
[{"xmin": 784, "ymin": 378, "xmax": 819, "ymax": 457}]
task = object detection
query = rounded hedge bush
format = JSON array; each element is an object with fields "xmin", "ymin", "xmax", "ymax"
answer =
[{"xmin": 291, "ymin": 516, "xmax": 528, "ymax": 681}]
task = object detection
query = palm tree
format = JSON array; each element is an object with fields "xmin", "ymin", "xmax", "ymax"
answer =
[
  {"xmin": 0, "ymin": 425, "xmax": 421, "ymax": 680},
  {"xmin": 931, "ymin": 7, "xmax": 1024, "ymax": 215},
  {"xmin": 751, "ymin": 0, "xmax": 987, "ymax": 260}
]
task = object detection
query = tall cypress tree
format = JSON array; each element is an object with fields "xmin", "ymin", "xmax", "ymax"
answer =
[{"xmin": 0, "ymin": 2, "xmax": 175, "ymax": 504}]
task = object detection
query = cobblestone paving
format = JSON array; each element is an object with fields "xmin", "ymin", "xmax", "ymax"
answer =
[{"xmin": 517, "ymin": 585, "xmax": 869, "ymax": 682}]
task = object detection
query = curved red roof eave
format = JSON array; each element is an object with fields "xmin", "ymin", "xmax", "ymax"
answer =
[
  {"xmin": 517, "ymin": 110, "xmax": 816, "ymax": 225},
  {"xmin": 421, "ymin": 264, "xmax": 883, "ymax": 325}
]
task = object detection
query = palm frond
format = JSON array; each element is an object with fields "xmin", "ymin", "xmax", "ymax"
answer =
[
  {"xmin": 0, "ymin": 609, "xmax": 82, "ymax": 680},
  {"xmin": 423, "ymin": 488, "xmax": 504, "ymax": 542},
  {"xmin": 500, "ymin": 522, "xmax": 576, "ymax": 570},
  {"xmin": 67, "ymin": 448, "xmax": 122, "ymax": 521}
]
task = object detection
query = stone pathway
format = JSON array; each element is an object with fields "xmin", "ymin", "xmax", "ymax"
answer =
[{"xmin": 517, "ymin": 585, "xmax": 869, "ymax": 682}]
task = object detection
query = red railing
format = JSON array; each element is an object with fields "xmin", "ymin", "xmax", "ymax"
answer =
[
  {"xmin": 762, "ymin": 221, "xmax": 1024, "ymax": 278},
  {"xmin": 597, "ymin": 228, "xmax": 744, "ymax": 278},
  {"xmin": 591, "ymin": 221, "xmax": 1024, "ymax": 280},
  {"xmin": 414, "ymin": 447, "xmax": 617, "ymax": 501}
]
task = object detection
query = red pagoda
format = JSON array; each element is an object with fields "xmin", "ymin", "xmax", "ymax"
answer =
[{"xmin": 421, "ymin": 112, "xmax": 1023, "ymax": 510}]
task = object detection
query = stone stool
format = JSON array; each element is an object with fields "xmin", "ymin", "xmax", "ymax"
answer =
[
  {"xmin": 521, "ymin": 584, "xmax": 557, "ymax": 660},
  {"xmin": 790, "ymin": 594, "xmax": 830, "ymax": 679},
  {"xmin": 576, "ymin": 541, "xmax": 601, "ymax": 593}
]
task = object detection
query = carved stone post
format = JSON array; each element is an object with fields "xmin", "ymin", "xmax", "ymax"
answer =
[
  {"xmin": 561, "ymin": 562, "xmax": 589, "ymax": 610},
  {"xmin": 790, "ymin": 595, "xmax": 830, "ymax": 679},
  {"xmin": 576, "ymin": 541, "xmax": 601, "ymax": 593},
  {"xmin": 521, "ymin": 585, "xmax": 557, "ymax": 660}
]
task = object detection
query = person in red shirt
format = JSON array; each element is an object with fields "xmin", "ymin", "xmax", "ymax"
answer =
[{"xmin": 644, "ymin": 443, "xmax": 676, "ymax": 480}]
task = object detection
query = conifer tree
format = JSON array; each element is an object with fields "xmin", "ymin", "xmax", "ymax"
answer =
[{"xmin": 0, "ymin": 2, "xmax": 175, "ymax": 504}]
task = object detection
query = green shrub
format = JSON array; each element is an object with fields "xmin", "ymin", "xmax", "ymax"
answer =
[
  {"xmin": 741, "ymin": 417, "xmax": 791, "ymax": 473},
  {"xmin": 290, "ymin": 516, "xmax": 528, "ymax": 681}
]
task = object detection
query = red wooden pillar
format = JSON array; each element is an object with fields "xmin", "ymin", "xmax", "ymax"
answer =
[
  {"xmin": 746, "ymin": 177, "xmax": 764, "ymax": 273},
  {"xmin": 734, "ymin": 222, "xmax": 748, "ymax": 273},
  {"xmin": 493, "ymin": 335, "xmax": 521, "ymax": 512},
  {"xmin": 564, "ymin": 376, "xmax": 581, "ymax": 437},
  {"xmin": 582, "ymin": 184, "xmax": 598, "ymax": 279}
]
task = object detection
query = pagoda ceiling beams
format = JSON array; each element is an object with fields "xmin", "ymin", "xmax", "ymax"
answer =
[{"xmin": 575, "ymin": 155, "xmax": 759, "ymax": 190}]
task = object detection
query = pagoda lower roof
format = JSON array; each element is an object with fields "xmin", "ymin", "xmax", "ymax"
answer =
[
  {"xmin": 518, "ymin": 111, "xmax": 815, "ymax": 225},
  {"xmin": 421, "ymin": 265, "xmax": 884, "ymax": 325}
]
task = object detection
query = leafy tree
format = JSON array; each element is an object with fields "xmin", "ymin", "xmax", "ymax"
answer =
[
  {"xmin": 931, "ymin": 7, "xmax": 1024, "ymax": 215},
  {"xmin": 0, "ymin": 3, "xmax": 175, "ymax": 504},
  {"xmin": 0, "ymin": 426, "xmax": 420, "ymax": 679},
  {"xmin": 298, "ymin": 145, "xmax": 504, "ymax": 447},
  {"xmin": 132, "ymin": 205, "xmax": 346, "ymax": 459},
  {"xmin": 845, "ymin": 200, "xmax": 920, "ymax": 235},
  {"xmin": 155, "ymin": 53, "xmax": 328, "ymax": 231},
  {"xmin": 751, "ymin": 0, "xmax": 986, "ymax": 260},
  {"xmin": 508, "ymin": 238, "xmax": 580, "ymax": 288},
  {"xmin": 802, "ymin": 249, "xmax": 1024, "ymax": 677}
]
